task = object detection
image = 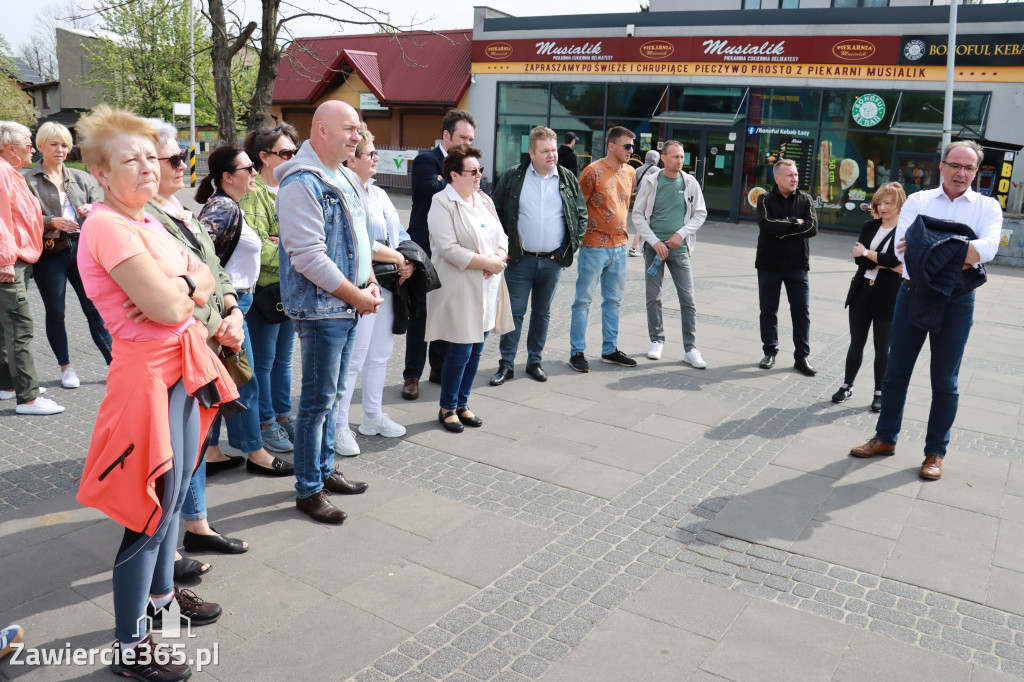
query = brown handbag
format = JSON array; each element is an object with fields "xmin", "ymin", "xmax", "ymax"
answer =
[{"xmin": 218, "ymin": 346, "xmax": 253, "ymax": 387}]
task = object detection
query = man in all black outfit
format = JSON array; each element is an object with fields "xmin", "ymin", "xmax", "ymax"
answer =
[
  {"xmin": 755, "ymin": 158, "xmax": 818, "ymax": 375},
  {"xmin": 557, "ymin": 132, "xmax": 578, "ymax": 176},
  {"xmin": 402, "ymin": 109, "xmax": 476, "ymax": 400}
]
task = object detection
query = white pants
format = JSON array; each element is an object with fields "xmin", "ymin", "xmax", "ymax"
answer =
[{"xmin": 335, "ymin": 289, "xmax": 396, "ymax": 429}]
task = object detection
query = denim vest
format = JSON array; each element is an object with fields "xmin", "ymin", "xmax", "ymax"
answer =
[{"xmin": 278, "ymin": 170, "xmax": 359, "ymax": 320}]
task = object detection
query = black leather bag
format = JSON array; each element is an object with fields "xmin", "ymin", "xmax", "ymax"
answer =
[
  {"xmin": 373, "ymin": 261, "xmax": 400, "ymax": 289},
  {"xmin": 252, "ymin": 282, "xmax": 289, "ymax": 324}
]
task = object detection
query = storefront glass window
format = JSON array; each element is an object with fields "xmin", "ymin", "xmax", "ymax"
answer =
[
  {"xmin": 748, "ymin": 88, "xmax": 820, "ymax": 128},
  {"xmin": 738, "ymin": 129, "xmax": 819, "ymax": 219},
  {"xmin": 821, "ymin": 90, "xmax": 899, "ymax": 130},
  {"xmin": 816, "ymin": 129, "xmax": 895, "ymax": 230},
  {"xmin": 495, "ymin": 115, "xmax": 545, "ymax": 174},
  {"xmin": 895, "ymin": 92, "xmax": 989, "ymax": 132},
  {"xmin": 607, "ymin": 84, "xmax": 667, "ymax": 119},
  {"xmin": 551, "ymin": 83, "xmax": 606, "ymax": 118},
  {"xmin": 550, "ymin": 115, "xmax": 605, "ymax": 171},
  {"xmin": 669, "ymin": 86, "xmax": 746, "ymax": 115},
  {"xmin": 497, "ymin": 83, "xmax": 550, "ymax": 115}
]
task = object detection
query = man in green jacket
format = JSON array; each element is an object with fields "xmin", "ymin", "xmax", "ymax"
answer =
[{"xmin": 489, "ymin": 126, "xmax": 587, "ymax": 385}]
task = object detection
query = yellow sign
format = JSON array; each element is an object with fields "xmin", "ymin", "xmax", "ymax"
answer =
[{"xmin": 473, "ymin": 61, "xmax": 1024, "ymax": 83}]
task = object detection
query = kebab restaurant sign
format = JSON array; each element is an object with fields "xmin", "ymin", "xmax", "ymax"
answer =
[{"xmin": 472, "ymin": 35, "xmax": 1024, "ymax": 83}]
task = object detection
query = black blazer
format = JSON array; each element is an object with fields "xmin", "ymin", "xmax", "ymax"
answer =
[
  {"xmin": 845, "ymin": 218, "xmax": 901, "ymax": 313},
  {"xmin": 409, "ymin": 146, "xmax": 446, "ymax": 252}
]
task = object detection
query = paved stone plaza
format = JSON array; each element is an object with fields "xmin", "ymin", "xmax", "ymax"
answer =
[{"xmin": 2, "ymin": 193, "xmax": 1023, "ymax": 681}]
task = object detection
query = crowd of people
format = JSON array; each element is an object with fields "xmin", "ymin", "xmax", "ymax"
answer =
[{"xmin": 0, "ymin": 98, "xmax": 1003, "ymax": 679}]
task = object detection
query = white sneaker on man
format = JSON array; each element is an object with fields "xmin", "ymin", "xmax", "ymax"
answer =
[
  {"xmin": 1, "ymin": 386, "xmax": 44, "ymax": 401},
  {"xmin": 647, "ymin": 341, "xmax": 664, "ymax": 360},
  {"xmin": 359, "ymin": 413, "xmax": 406, "ymax": 438},
  {"xmin": 334, "ymin": 427, "xmax": 360, "ymax": 456},
  {"xmin": 61, "ymin": 367, "xmax": 80, "ymax": 389},
  {"xmin": 683, "ymin": 349, "xmax": 708, "ymax": 369},
  {"xmin": 16, "ymin": 396, "xmax": 65, "ymax": 415}
]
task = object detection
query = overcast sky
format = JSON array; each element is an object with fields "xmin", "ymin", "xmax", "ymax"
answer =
[{"xmin": 2, "ymin": 0, "xmax": 641, "ymax": 55}]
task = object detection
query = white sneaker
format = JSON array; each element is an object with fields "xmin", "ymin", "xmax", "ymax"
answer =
[
  {"xmin": 16, "ymin": 396, "xmax": 65, "ymax": 415},
  {"xmin": 1, "ymin": 386, "xmax": 44, "ymax": 400},
  {"xmin": 359, "ymin": 413, "xmax": 406, "ymax": 438},
  {"xmin": 647, "ymin": 341, "xmax": 664, "ymax": 360},
  {"xmin": 61, "ymin": 367, "xmax": 80, "ymax": 389},
  {"xmin": 334, "ymin": 427, "xmax": 360, "ymax": 457},
  {"xmin": 683, "ymin": 349, "xmax": 708, "ymax": 369}
]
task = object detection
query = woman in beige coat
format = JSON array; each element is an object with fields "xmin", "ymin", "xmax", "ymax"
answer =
[{"xmin": 426, "ymin": 144, "xmax": 513, "ymax": 433}]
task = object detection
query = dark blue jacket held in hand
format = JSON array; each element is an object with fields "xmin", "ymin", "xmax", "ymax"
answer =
[{"xmin": 904, "ymin": 214, "xmax": 987, "ymax": 333}]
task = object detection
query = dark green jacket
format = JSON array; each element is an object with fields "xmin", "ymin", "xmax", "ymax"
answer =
[
  {"xmin": 146, "ymin": 200, "xmax": 236, "ymax": 345},
  {"xmin": 492, "ymin": 162, "xmax": 587, "ymax": 267}
]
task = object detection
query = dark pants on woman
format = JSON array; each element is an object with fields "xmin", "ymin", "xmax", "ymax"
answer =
[
  {"xmin": 440, "ymin": 334, "xmax": 487, "ymax": 411},
  {"xmin": 844, "ymin": 281, "xmax": 894, "ymax": 391},
  {"xmin": 112, "ymin": 378, "xmax": 198, "ymax": 642},
  {"xmin": 34, "ymin": 238, "xmax": 113, "ymax": 366}
]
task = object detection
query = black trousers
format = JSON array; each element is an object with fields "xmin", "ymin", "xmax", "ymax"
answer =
[{"xmin": 844, "ymin": 280, "xmax": 893, "ymax": 391}]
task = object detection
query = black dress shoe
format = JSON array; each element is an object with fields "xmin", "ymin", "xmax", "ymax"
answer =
[
  {"xmin": 759, "ymin": 354, "xmax": 776, "ymax": 369},
  {"xmin": 439, "ymin": 408, "xmax": 464, "ymax": 433},
  {"xmin": 428, "ymin": 369, "xmax": 442, "ymax": 384},
  {"xmin": 489, "ymin": 368, "xmax": 513, "ymax": 386},
  {"xmin": 296, "ymin": 491, "xmax": 346, "ymax": 524},
  {"xmin": 246, "ymin": 456, "xmax": 294, "ymax": 477},
  {"xmin": 183, "ymin": 528, "xmax": 247, "ymax": 554},
  {"xmin": 322, "ymin": 469, "xmax": 368, "ymax": 495},
  {"xmin": 525, "ymin": 363, "xmax": 547, "ymax": 382},
  {"xmin": 794, "ymin": 358, "xmax": 817, "ymax": 376},
  {"xmin": 456, "ymin": 406, "xmax": 483, "ymax": 427},
  {"xmin": 205, "ymin": 455, "xmax": 244, "ymax": 476},
  {"xmin": 871, "ymin": 394, "xmax": 882, "ymax": 412}
]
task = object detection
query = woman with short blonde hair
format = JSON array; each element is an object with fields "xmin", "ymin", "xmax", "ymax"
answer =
[{"xmin": 22, "ymin": 122, "xmax": 112, "ymax": 389}]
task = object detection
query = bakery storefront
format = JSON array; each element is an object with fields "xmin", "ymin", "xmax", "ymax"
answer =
[{"xmin": 470, "ymin": 12, "xmax": 1024, "ymax": 231}]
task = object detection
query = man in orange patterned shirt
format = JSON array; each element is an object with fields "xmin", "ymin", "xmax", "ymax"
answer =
[{"xmin": 568, "ymin": 126, "xmax": 637, "ymax": 372}]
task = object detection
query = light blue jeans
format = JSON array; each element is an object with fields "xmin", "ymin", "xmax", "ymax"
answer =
[
  {"xmin": 246, "ymin": 290, "xmax": 295, "ymax": 425},
  {"xmin": 208, "ymin": 293, "xmax": 263, "ymax": 453},
  {"xmin": 570, "ymin": 245, "xmax": 627, "ymax": 356}
]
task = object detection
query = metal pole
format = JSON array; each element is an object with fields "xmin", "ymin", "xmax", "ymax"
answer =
[
  {"xmin": 941, "ymin": 0, "xmax": 958, "ymax": 153},
  {"xmin": 189, "ymin": 0, "xmax": 197, "ymax": 187}
]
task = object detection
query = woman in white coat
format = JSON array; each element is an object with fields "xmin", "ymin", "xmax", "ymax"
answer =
[{"xmin": 426, "ymin": 144, "xmax": 513, "ymax": 433}]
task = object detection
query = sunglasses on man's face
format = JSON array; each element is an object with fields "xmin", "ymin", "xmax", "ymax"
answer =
[
  {"xmin": 266, "ymin": 148, "xmax": 297, "ymax": 161},
  {"xmin": 159, "ymin": 153, "xmax": 188, "ymax": 168}
]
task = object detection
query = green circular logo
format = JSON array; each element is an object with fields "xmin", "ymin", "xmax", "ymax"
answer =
[{"xmin": 852, "ymin": 94, "xmax": 886, "ymax": 127}]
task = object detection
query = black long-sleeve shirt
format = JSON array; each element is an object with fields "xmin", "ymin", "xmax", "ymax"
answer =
[{"xmin": 755, "ymin": 185, "xmax": 817, "ymax": 271}]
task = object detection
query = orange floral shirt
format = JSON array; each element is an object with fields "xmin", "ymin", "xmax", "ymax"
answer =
[{"xmin": 579, "ymin": 159, "xmax": 635, "ymax": 249}]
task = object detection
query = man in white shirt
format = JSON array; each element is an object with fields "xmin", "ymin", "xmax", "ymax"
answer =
[{"xmin": 850, "ymin": 140, "xmax": 1001, "ymax": 480}]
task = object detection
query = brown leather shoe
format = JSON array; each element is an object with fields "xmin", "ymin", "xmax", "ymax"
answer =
[
  {"xmin": 920, "ymin": 454, "xmax": 943, "ymax": 480},
  {"xmin": 401, "ymin": 377, "xmax": 419, "ymax": 400},
  {"xmin": 323, "ymin": 469, "xmax": 368, "ymax": 495},
  {"xmin": 428, "ymin": 369, "xmax": 442, "ymax": 384},
  {"xmin": 296, "ymin": 491, "xmax": 346, "ymax": 524},
  {"xmin": 850, "ymin": 438, "xmax": 896, "ymax": 458}
]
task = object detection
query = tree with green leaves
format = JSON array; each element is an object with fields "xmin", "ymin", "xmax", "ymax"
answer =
[{"xmin": 0, "ymin": 36, "xmax": 39, "ymax": 127}]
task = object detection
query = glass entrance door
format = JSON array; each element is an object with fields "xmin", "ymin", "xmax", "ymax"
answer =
[
  {"xmin": 895, "ymin": 153, "xmax": 938, "ymax": 195},
  {"xmin": 665, "ymin": 127, "xmax": 741, "ymax": 220}
]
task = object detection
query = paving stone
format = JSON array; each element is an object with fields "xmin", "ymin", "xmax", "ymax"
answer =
[
  {"xmin": 963, "ymin": 617, "xmax": 1014, "ymax": 643},
  {"xmin": 865, "ymin": 590, "xmax": 898, "ymax": 607},
  {"xmin": 418, "ymin": 648, "xmax": 470, "ymax": 678},
  {"xmin": 509, "ymin": 654, "xmax": 549, "ymax": 678},
  {"xmin": 452, "ymin": 625, "xmax": 500, "ymax": 655},
  {"xmin": 512, "ymin": 619, "xmax": 549, "ymax": 640},
  {"xmin": 374, "ymin": 652, "xmax": 415, "ymax": 676},
  {"xmin": 930, "ymin": 608, "xmax": 962, "ymax": 627},
  {"xmin": 793, "ymin": 583, "xmax": 816, "ymax": 598},
  {"xmin": 959, "ymin": 601, "xmax": 1008, "ymax": 626},
  {"xmin": 438, "ymin": 606, "xmax": 483, "ymax": 634},
  {"xmin": 798, "ymin": 599, "xmax": 844, "ymax": 622},
  {"xmin": 398, "ymin": 641, "xmax": 432, "ymax": 661},
  {"xmin": 921, "ymin": 635, "xmax": 973, "ymax": 660},
  {"xmin": 493, "ymin": 633, "xmax": 531, "ymax": 656},
  {"xmin": 868, "ymin": 619, "xmax": 920, "ymax": 645}
]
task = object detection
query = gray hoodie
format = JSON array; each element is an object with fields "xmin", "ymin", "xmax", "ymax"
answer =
[{"xmin": 274, "ymin": 142, "xmax": 369, "ymax": 296}]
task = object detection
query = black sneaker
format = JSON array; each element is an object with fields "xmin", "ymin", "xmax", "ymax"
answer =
[
  {"xmin": 110, "ymin": 635, "xmax": 192, "ymax": 681},
  {"xmin": 147, "ymin": 588, "xmax": 222, "ymax": 629},
  {"xmin": 569, "ymin": 353, "xmax": 590, "ymax": 373},
  {"xmin": 601, "ymin": 349, "xmax": 637, "ymax": 367},
  {"xmin": 871, "ymin": 394, "xmax": 882, "ymax": 412},
  {"xmin": 831, "ymin": 386, "xmax": 852, "ymax": 404}
]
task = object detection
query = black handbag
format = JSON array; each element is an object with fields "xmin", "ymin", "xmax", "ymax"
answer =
[
  {"xmin": 373, "ymin": 261, "xmax": 400, "ymax": 288},
  {"xmin": 252, "ymin": 282, "xmax": 289, "ymax": 324}
]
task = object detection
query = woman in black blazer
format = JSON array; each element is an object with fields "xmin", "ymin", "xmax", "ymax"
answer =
[{"xmin": 833, "ymin": 182, "xmax": 907, "ymax": 411}]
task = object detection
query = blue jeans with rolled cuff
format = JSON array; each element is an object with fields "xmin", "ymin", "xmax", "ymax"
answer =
[{"xmin": 440, "ymin": 333, "xmax": 487, "ymax": 411}]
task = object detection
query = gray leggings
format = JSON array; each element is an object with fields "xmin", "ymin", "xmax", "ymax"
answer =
[{"xmin": 112, "ymin": 379, "xmax": 199, "ymax": 642}]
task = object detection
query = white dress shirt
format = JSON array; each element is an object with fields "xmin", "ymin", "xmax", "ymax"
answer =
[
  {"xmin": 895, "ymin": 185, "xmax": 1002, "ymax": 281},
  {"xmin": 517, "ymin": 163, "xmax": 565, "ymax": 254}
]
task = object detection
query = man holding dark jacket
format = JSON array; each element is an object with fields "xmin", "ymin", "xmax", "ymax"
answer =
[
  {"xmin": 402, "ymin": 109, "xmax": 476, "ymax": 400},
  {"xmin": 489, "ymin": 126, "xmax": 587, "ymax": 386},
  {"xmin": 755, "ymin": 158, "xmax": 818, "ymax": 375}
]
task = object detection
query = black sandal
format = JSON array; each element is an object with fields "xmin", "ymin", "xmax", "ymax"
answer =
[
  {"xmin": 183, "ymin": 527, "xmax": 248, "ymax": 554},
  {"xmin": 173, "ymin": 557, "xmax": 212, "ymax": 581},
  {"xmin": 456, "ymin": 406, "xmax": 482, "ymax": 428},
  {"xmin": 438, "ymin": 408, "xmax": 464, "ymax": 433}
]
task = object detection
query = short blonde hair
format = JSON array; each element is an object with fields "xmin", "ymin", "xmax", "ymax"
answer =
[
  {"xmin": 355, "ymin": 122, "xmax": 374, "ymax": 158},
  {"xmin": 76, "ymin": 105, "xmax": 158, "ymax": 170},
  {"xmin": 870, "ymin": 181, "xmax": 907, "ymax": 218},
  {"xmin": 36, "ymin": 122, "xmax": 73, "ymax": 150}
]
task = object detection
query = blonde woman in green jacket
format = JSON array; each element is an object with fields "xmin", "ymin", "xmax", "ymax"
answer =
[{"xmin": 240, "ymin": 125, "xmax": 300, "ymax": 455}]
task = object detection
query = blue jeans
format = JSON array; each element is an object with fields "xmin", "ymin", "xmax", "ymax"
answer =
[
  {"xmin": 247, "ymin": 291, "xmax": 295, "ymax": 425},
  {"xmin": 33, "ymin": 240, "xmax": 113, "ymax": 366},
  {"xmin": 440, "ymin": 334, "xmax": 487, "ymax": 411},
  {"xmin": 874, "ymin": 285, "xmax": 974, "ymax": 458},
  {"xmin": 208, "ymin": 293, "xmax": 263, "ymax": 453},
  {"xmin": 499, "ymin": 256, "xmax": 563, "ymax": 370},
  {"xmin": 293, "ymin": 316, "xmax": 358, "ymax": 498},
  {"xmin": 570, "ymin": 246, "xmax": 627, "ymax": 356},
  {"xmin": 644, "ymin": 244, "xmax": 697, "ymax": 351},
  {"xmin": 757, "ymin": 269, "xmax": 810, "ymax": 360}
]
